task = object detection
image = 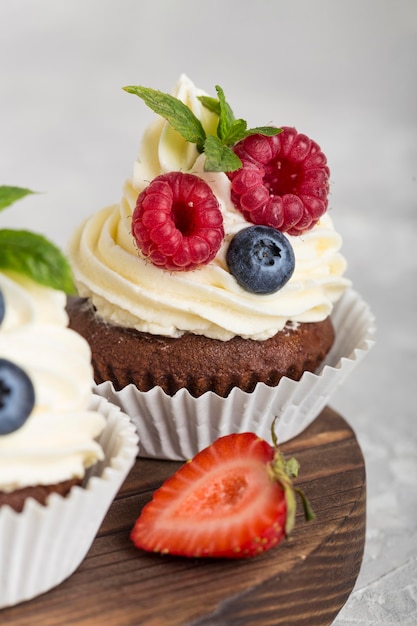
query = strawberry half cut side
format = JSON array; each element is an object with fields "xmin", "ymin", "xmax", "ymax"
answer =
[{"xmin": 130, "ymin": 430, "xmax": 314, "ymax": 559}]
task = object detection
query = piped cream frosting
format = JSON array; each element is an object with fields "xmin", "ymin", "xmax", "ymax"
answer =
[{"xmin": 0, "ymin": 271, "xmax": 105, "ymax": 492}]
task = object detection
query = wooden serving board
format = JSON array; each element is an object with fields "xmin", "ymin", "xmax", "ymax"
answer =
[{"xmin": 1, "ymin": 407, "xmax": 366, "ymax": 626}]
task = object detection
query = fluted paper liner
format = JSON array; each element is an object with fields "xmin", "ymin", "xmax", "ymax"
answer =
[
  {"xmin": 0, "ymin": 396, "xmax": 139, "ymax": 609},
  {"xmin": 95, "ymin": 289, "xmax": 375, "ymax": 460}
]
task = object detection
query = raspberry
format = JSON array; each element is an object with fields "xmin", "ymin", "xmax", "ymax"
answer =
[
  {"xmin": 228, "ymin": 127, "xmax": 330, "ymax": 235},
  {"xmin": 132, "ymin": 172, "xmax": 224, "ymax": 271}
]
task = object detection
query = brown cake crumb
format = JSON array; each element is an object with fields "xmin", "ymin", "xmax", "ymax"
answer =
[
  {"xmin": 67, "ymin": 297, "xmax": 335, "ymax": 398},
  {"xmin": 0, "ymin": 478, "xmax": 82, "ymax": 513}
]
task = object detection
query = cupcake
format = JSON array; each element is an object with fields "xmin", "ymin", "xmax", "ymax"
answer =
[
  {"xmin": 0, "ymin": 187, "xmax": 138, "ymax": 608},
  {"xmin": 66, "ymin": 75, "xmax": 374, "ymax": 459}
]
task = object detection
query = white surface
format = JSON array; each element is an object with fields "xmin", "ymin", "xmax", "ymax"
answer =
[{"xmin": 0, "ymin": 1, "xmax": 416, "ymax": 623}]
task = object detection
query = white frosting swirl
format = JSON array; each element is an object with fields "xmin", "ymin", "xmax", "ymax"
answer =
[
  {"xmin": 0, "ymin": 271, "xmax": 105, "ymax": 492},
  {"xmin": 68, "ymin": 75, "xmax": 350, "ymax": 341}
]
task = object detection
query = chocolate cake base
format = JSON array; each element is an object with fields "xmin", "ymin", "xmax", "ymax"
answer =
[
  {"xmin": 0, "ymin": 478, "xmax": 82, "ymax": 513},
  {"xmin": 66, "ymin": 297, "xmax": 335, "ymax": 398}
]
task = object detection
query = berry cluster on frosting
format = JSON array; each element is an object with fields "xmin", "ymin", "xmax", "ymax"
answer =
[
  {"xmin": 124, "ymin": 83, "xmax": 330, "ymax": 295},
  {"xmin": 0, "ymin": 186, "xmax": 73, "ymax": 435}
]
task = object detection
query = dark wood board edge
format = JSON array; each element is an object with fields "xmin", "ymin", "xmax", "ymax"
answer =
[{"xmin": 0, "ymin": 407, "xmax": 366, "ymax": 626}]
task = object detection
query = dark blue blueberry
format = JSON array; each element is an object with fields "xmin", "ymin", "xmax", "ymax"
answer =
[
  {"xmin": 0, "ymin": 359, "xmax": 35, "ymax": 435},
  {"xmin": 226, "ymin": 225, "xmax": 295, "ymax": 295},
  {"xmin": 0, "ymin": 289, "xmax": 4, "ymax": 326}
]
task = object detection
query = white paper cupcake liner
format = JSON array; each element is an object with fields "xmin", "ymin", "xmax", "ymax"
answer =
[
  {"xmin": 95, "ymin": 288, "xmax": 375, "ymax": 461},
  {"xmin": 0, "ymin": 396, "xmax": 139, "ymax": 609}
]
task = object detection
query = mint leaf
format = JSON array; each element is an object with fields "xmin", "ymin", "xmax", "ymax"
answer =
[
  {"xmin": 247, "ymin": 126, "xmax": 282, "ymax": 137},
  {"xmin": 199, "ymin": 87, "xmax": 282, "ymax": 145},
  {"xmin": 197, "ymin": 95, "xmax": 220, "ymax": 116},
  {"xmin": 123, "ymin": 86, "xmax": 207, "ymax": 151},
  {"xmin": 203, "ymin": 136, "xmax": 242, "ymax": 172},
  {"xmin": 0, "ymin": 186, "xmax": 36, "ymax": 212},
  {"xmin": 222, "ymin": 119, "xmax": 249, "ymax": 145},
  {"xmin": 0, "ymin": 229, "xmax": 75, "ymax": 294},
  {"xmin": 215, "ymin": 85, "xmax": 236, "ymax": 142}
]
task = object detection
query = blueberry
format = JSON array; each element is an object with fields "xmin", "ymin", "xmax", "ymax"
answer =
[
  {"xmin": 0, "ymin": 359, "xmax": 35, "ymax": 435},
  {"xmin": 226, "ymin": 225, "xmax": 295, "ymax": 294},
  {"xmin": 0, "ymin": 289, "xmax": 4, "ymax": 326}
]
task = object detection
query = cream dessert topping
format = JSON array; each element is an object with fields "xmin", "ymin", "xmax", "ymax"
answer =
[
  {"xmin": 67, "ymin": 75, "xmax": 350, "ymax": 341},
  {"xmin": 0, "ymin": 271, "xmax": 105, "ymax": 492}
]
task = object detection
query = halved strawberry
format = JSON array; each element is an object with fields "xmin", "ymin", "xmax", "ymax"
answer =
[{"xmin": 130, "ymin": 430, "xmax": 314, "ymax": 559}]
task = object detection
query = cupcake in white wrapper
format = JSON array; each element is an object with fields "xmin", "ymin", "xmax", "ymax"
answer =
[
  {"xmin": 0, "ymin": 395, "xmax": 138, "ymax": 609},
  {"xmin": 65, "ymin": 76, "xmax": 375, "ymax": 459},
  {"xmin": 95, "ymin": 288, "xmax": 375, "ymax": 460}
]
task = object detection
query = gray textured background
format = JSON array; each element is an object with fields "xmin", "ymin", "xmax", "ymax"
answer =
[{"xmin": 1, "ymin": 1, "xmax": 416, "ymax": 623}]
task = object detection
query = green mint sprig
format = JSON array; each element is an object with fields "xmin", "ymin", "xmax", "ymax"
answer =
[
  {"xmin": 123, "ymin": 83, "xmax": 281, "ymax": 172},
  {"xmin": 0, "ymin": 185, "xmax": 74, "ymax": 293},
  {"xmin": 0, "ymin": 186, "xmax": 35, "ymax": 212}
]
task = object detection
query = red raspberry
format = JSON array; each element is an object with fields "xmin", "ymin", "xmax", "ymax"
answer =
[
  {"xmin": 228, "ymin": 127, "xmax": 330, "ymax": 235},
  {"xmin": 132, "ymin": 172, "xmax": 224, "ymax": 270}
]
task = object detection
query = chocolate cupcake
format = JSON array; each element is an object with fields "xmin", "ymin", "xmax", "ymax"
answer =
[{"xmin": 66, "ymin": 76, "xmax": 374, "ymax": 459}]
